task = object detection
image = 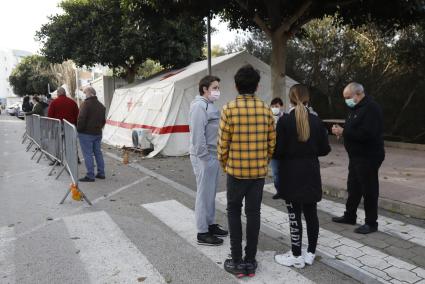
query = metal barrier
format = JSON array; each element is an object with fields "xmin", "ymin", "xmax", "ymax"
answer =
[
  {"xmin": 59, "ymin": 119, "xmax": 91, "ymax": 205},
  {"xmin": 22, "ymin": 115, "xmax": 32, "ymax": 144},
  {"xmin": 39, "ymin": 117, "xmax": 64, "ymax": 175},
  {"xmin": 32, "ymin": 115, "xmax": 41, "ymax": 146},
  {"xmin": 40, "ymin": 117, "xmax": 63, "ymax": 161},
  {"xmin": 30, "ymin": 115, "xmax": 42, "ymax": 160},
  {"xmin": 24, "ymin": 115, "xmax": 34, "ymax": 150}
]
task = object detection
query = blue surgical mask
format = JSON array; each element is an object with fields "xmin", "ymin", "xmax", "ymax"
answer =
[{"xmin": 345, "ymin": 98, "xmax": 356, "ymax": 108}]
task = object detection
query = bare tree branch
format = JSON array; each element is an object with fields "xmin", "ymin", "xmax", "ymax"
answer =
[
  {"xmin": 234, "ymin": 0, "xmax": 272, "ymax": 38},
  {"xmin": 253, "ymin": 14, "xmax": 272, "ymax": 38},
  {"xmin": 277, "ymin": 0, "xmax": 312, "ymax": 36}
]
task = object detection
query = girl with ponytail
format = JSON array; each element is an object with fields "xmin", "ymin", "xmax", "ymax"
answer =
[{"xmin": 274, "ymin": 84, "xmax": 331, "ymax": 269}]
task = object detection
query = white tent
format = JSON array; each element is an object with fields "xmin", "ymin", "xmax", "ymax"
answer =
[{"xmin": 103, "ymin": 51, "xmax": 298, "ymax": 157}]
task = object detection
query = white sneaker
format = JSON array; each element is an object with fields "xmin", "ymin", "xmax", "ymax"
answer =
[
  {"xmin": 275, "ymin": 251, "xmax": 305, "ymax": 268},
  {"xmin": 302, "ymin": 249, "xmax": 316, "ymax": 265}
]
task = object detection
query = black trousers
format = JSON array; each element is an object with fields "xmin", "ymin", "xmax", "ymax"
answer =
[
  {"xmin": 286, "ymin": 202, "xmax": 319, "ymax": 256},
  {"xmin": 226, "ymin": 174, "xmax": 264, "ymax": 261},
  {"xmin": 345, "ymin": 158, "xmax": 383, "ymax": 226}
]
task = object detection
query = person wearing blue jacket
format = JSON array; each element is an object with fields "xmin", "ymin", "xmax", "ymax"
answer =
[{"xmin": 189, "ymin": 75, "xmax": 228, "ymax": 246}]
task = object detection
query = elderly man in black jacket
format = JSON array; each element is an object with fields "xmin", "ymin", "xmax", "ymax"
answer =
[{"xmin": 331, "ymin": 82, "xmax": 385, "ymax": 234}]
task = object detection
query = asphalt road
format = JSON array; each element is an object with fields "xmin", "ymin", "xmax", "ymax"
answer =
[{"xmin": 1, "ymin": 112, "xmax": 424, "ymax": 284}]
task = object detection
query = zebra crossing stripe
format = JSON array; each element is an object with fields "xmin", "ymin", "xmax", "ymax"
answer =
[
  {"xmin": 0, "ymin": 226, "xmax": 15, "ymax": 284},
  {"xmin": 216, "ymin": 192, "xmax": 425, "ymax": 284},
  {"xmin": 264, "ymin": 184, "xmax": 425, "ymax": 247},
  {"xmin": 143, "ymin": 199, "xmax": 314, "ymax": 284},
  {"xmin": 63, "ymin": 211, "xmax": 165, "ymax": 284}
]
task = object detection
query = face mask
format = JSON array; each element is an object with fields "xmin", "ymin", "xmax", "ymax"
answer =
[
  {"xmin": 208, "ymin": 90, "xmax": 220, "ymax": 102},
  {"xmin": 345, "ymin": 98, "xmax": 356, "ymax": 108},
  {"xmin": 271, "ymin": 107, "xmax": 280, "ymax": 116}
]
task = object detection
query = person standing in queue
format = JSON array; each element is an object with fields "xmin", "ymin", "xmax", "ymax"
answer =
[
  {"xmin": 274, "ymin": 84, "xmax": 331, "ymax": 268},
  {"xmin": 270, "ymin": 97, "xmax": 284, "ymax": 200},
  {"xmin": 189, "ymin": 75, "xmax": 228, "ymax": 246},
  {"xmin": 218, "ymin": 65, "xmax": 276, "ymax": 277},
  {"xmin": 77, "ymin": 86, "xmax": 106, "ymax": 182}
]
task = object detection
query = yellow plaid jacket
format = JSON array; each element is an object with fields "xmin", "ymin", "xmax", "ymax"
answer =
[{"xmin": 218, "ymin": 94, "xmax": 276, "ymax": 179}]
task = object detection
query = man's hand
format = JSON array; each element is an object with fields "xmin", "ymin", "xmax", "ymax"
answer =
[{"xmin": 332, "ymin": 124, "xmax": 344, "ymax": 139}]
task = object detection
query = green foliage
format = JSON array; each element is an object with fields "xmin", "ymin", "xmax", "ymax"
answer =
[
  {"xmin": 137, "ymin": 59, "xmax": 164, "ymax": 78},
  {"xmin": 202, "ymin": 45, "xmax": 226, "ymax": 58},
  {"xmin": 8, "ymin": 55, "xmax": 58, "ymax": 97},
  {"xmin": 229, "ymin": 15, "xmax": 425, "ymax": 143},
  {"xmin": 36, "ymin": 0, "xmax": 206, "ymax": 83}
]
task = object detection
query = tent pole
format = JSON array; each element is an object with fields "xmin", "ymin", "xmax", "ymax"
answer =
[{"xmin": 207, "ymin": 13, "xmax": 212, "ymax": 75}]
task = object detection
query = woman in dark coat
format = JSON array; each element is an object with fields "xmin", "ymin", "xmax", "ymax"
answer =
[
  {"xmin": 24, "ymin": 96, "xmax": 44, "ymax": 116},
  {"xmin": 274, "ymin": 84, "xmax": 331, "ymax": 269}
]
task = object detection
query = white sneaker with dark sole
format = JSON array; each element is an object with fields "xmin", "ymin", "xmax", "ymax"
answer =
[{"xmin": 275, "ymin": 251, "xmax": 305, "ymax": 268}]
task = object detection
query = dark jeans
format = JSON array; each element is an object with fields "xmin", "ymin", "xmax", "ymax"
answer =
[
  {"xmin": 344, "ymin": 158, "xmax": 383, "ymax": 226},
  {"xmin": 270, "ymin": 159, "xmax": 280, "ymax": 192},
  {"xmin": 226, "ymin": 174, "xmax": 264, "ymax": 261},
  {"xmin": 286, "ymin": 202, "xmax": 319, "ymax": 256}
]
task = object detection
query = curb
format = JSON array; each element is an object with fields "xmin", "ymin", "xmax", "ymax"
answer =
[{"xmin": 323, "ymin": 185, "xmax": 425, "ymax": 220}]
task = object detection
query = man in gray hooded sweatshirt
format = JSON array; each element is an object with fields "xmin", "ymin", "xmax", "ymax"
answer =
[{"xmin": 189, "ymin": 75, "xmax": 228, "ymax": 246}]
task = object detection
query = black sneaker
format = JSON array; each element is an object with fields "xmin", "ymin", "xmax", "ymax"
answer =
[
  {"xmin": 354, "ymin": 224, "xmax": 378, "ymax": 234},
  {"xmin": 79, "ymin": 176, "xmax": 95, "ymax": 182},
  {"xmin": 244, "ymin": 259, "xmax": 258, "ymax": 277},
  {"xmin": 95, "ymin": 174, "xmax": 106, "ymax": 179},
  {"xmin": 209, "ymin": 224, "xmax": 228, "ymax": 237},
  {"xmin": 272, "ymin": 193, "xmax": 280, "ymax": 200},
  {"xmin": 224, "ymin": 259, "xmax": 246, "ymax": 278},
  {"xmin": 332, "ymin": 215, "xmax": 356, "ymax": 225},
  {"xmin": 197, "ymin": 233, "xmax": 223, "ymax": 246}
]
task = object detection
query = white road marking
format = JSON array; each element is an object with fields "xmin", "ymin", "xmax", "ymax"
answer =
[
  {"xmin": 216, "ymin": 192, "xmax": 424, "ymax": 284},
  {"xmin": 63, "ymin": 211, "xmax": 165, "ymax": 284},
  {"xmin": 264, "ymin": 183, "xmax": 425, "ymax": 247},
  {"xmin": 0, "ymin": 226, "xmax": 15, "ymax": 284},
  {"xmin": 16, "ymin": 176, "xmax": 150, "ymax": 239},
  {"xmin": 143, "ymin": 200, "xmax": 313, "ymax": 284},
  {"xmin": 89, "ymin": 176, "xmax": 150, "ymax": 204}
]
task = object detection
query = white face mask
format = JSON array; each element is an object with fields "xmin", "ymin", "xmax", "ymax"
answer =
[
  {"xmin": 271, "ymin": 107, "xmax": 280, "ymax": 116},
  {"xmin": 208, "ymin": 90, "xmax": 220, "ymax": 102}
]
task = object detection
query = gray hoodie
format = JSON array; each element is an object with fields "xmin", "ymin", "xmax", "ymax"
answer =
[{"xmin": 189, "ymin": 95, "xmax": 220, "ymax": 160}]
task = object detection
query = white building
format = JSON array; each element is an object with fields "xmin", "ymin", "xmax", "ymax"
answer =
[{"xmin": 0, "ymin": 48, "xmax": 32, "ymax": 102}]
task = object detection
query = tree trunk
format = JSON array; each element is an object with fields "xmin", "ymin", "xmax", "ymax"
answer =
[
  {"xmin": 270, "ymin": 32, "xmax": 290, "ymax": 109},
  {"xmin": 125, "ymin": 66, "xmax": 137, "ymax": 83}
]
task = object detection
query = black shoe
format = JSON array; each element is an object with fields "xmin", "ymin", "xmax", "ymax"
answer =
[
  {"xmin": 272, "ymin": 193, "xmax": 280, "ymax": 200},
  {"xmin": 95, "ymin": 174, "xmax": 105, "ymax": 179},
  {"xmin": 209, "ymin": 224, "xmax": 228, "ymax": 237},
  {"xmin": 332, "ymin": 215, "xmax": 356, "ymax": 225},
  {"xmin": 244, "ymin": 259, "xmax": 258, "ymax": 277},
  {"xmin": 354, "ymin": 224, "xmax": 378, "ymax": 234},
  {"xmin": 197, "ymin": 233, "xmax": 223, "ymax": 246},
  {"xmin": 224, "ymin": 259, "xmax": 246, "ymax": 278},
  {"xmin": 79, "ymin": 176, "xmax": 95, "ymax": 182}
]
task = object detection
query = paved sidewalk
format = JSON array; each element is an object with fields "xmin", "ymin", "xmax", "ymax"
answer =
[{"xmin": 320, "ymin": 142, "xmax": 425, "ymax": 219}]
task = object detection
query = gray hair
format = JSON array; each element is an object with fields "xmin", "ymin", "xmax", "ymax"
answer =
[
  {"xmin": 83, "ymin": 86, "xmax": 96, "ymax": 96},
  {"xmin": 57, "ymin": 87, "xmax": 66, "ymax": 96},
  {"xmin": 345, "ymin": 82, "xmax": 365, "ymax": 96}
]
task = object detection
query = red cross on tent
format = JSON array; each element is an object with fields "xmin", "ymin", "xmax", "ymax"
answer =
[{"xmin": 127, "ymin": 98, "xmax": 133, "ymax": 112}]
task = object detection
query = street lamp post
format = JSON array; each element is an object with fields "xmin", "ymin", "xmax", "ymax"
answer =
[{"xmin": 207, "ymin": 13, "xmax": 212, "ymax": 75}]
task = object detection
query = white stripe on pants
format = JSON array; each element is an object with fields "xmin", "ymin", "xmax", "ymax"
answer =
[{"xmin": 190, "ymin": 154, "xmax": 219, "ymax": 233}]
